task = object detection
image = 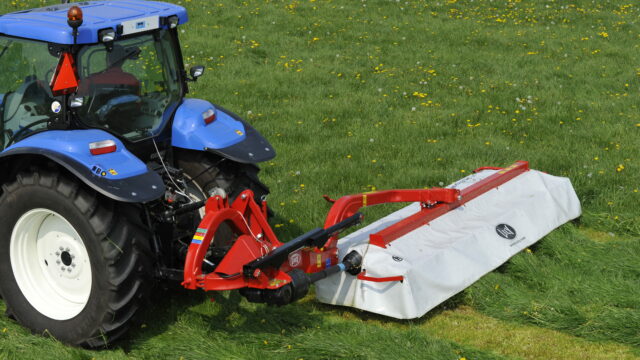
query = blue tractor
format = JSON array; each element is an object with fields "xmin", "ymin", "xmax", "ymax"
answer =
[{"xmin": 0, "ymin": 0, "xmax": 274, "ymax": 346}]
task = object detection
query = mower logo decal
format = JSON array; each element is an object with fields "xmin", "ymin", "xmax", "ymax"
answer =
[
  {"xmin": 108, "ymin": 169, "xmax": 118, "ymax": 176},
  {"xmin": 495, "ymin": 224, "xmax": 517, "ymax": 240},
  {"xmin": 288, "ymin": 252, "xmax": 301, "ymax": 267}
]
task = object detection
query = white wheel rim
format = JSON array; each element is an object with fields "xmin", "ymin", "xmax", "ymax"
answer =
[{"xmin": 10, "ymin": 208, "xmax": 92, "ymax": 320}]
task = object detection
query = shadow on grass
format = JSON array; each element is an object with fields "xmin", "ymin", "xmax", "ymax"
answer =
[
  {"xmin": 311, "ymin": 287, "xmax": 470, "ymax": 326},
  {"xmin": 118, "ymin": 219, "xmax": 323, "ymax": 351}
]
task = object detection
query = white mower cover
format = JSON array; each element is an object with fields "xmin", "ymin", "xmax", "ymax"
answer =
[{"xmin": 315, "ymin": 169, "xmax": 581, "ymax": 319}]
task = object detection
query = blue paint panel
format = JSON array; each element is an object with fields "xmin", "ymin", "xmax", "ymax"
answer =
[
  {"xmin": 0, "ymin": 0, "xmax": 188, "ymax": 45},
  {"xmin": 3, "ymin": 129, "xmax": 148, "ymax": 180},
  {"xmin": 191, "ymin": 239, "xmax": 202, "ymax": 245},
  {"xmin": 172, "ymin": 99, "xmax": 247, "ymax": 151}
]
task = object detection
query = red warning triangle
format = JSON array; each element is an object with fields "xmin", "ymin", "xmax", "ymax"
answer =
[{"xmin": 50, "ymin": 52, "xmax": 79, "ymax": 96}]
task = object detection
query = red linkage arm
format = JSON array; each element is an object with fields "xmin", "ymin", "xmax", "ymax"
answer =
[
  {"xmin": 322, "ymin": 188, "xmax": 461, "ymax": 249},
  {"xmin": 367, "ymin": 161, "xmax": 529, "ymax": 248},
  {"xmin": 322, "ymin": 161, "xmax": 530, "ymax": 249}
]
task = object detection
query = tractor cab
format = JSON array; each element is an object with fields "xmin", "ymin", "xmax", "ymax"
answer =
[{"xmin": 0, "ymin": 1, "xmax": 198, "ymax": 148}]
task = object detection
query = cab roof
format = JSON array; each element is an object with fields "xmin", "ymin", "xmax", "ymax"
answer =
[{"xmin": 0, "ymin": 0, "xmax": 188, "ymax": 45}]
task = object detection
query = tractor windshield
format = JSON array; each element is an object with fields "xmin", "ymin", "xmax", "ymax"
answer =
[
  {"xmin": 75, "ymin": 29, "xmax": 182, "ymax": 141},
  {"xmin": 0, "ymin": 36, "xmax": 58, "ymax": 149}
]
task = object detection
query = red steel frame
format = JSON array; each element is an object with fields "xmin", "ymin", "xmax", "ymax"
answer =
[
  {"xmin": 182, "ymin": 161, "xmax": 530, "ymax": 291},
  {"xmin": 322, "ymin": 161, "xmax": 529, "ymax": 248}
]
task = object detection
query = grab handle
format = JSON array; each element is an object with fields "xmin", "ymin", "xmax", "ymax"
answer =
[{"xmin": 356, "ymin": 271, "xmax": 404, "ymax": 283}]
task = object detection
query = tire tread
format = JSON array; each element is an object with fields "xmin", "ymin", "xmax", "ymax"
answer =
[{"xmin": 0, "ymin": 169, "xmax": 152, "ymax": 347}]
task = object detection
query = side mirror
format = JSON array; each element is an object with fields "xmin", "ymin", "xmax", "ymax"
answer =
[{"xmin": 189, "ymin": 65, "xmax": 205, "ymax": 81}]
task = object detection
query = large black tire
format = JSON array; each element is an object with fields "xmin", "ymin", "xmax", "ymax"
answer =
[{"xmin": 0, "ymin": 169, "xmax": 152, "ymax": 347}]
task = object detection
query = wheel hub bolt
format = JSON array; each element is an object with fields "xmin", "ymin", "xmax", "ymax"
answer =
[
  {"xmin": 56, "ymin": 260, "xmax": 61, "ymax": 265},
  {"xmin": 61, "ymin": 266, "xmax": 66, "ymax": 271},
  {"xmin": 55, "ymin": 251, "xmax": 60, "ymax": 256}
]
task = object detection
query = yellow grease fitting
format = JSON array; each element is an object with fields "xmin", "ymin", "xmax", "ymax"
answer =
[{"xmin": 498, "ymin": 163, "xmax": 518, "ymax": 174}]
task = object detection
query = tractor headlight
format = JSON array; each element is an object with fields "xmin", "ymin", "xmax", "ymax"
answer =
[
  {"xmin": 99, "ymin": 28, "xmax": 116, "ymax": 43},
  {"xmin": 167, "ymin": 15, "xmax": 179, "ymax": 29}
]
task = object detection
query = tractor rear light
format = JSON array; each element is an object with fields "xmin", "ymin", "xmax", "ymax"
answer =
[
  {"xmin": 89, "ymin": 140, "xmax": 117, "ymax": 155},
  {"xmin": 99, "ymin": 29, "xmax": 116, "ymax": 42},
  {"xmin": 202, "ymin": 108, "xmax": 216, "ymax": 125}
]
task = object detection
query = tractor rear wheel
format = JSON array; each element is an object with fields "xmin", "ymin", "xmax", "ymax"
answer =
[
  {"xmin": 0, "ymin": 170, "xmax": 151, "ymax": 347},
  {"xmin": 175, "ymin": 150, "xmax": 269, "ymax": 206},
  {"xmin": 176, "ymin": 150, "xmax": 270, "ymax": 266}
]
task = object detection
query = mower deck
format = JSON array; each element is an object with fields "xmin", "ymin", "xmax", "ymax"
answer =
[{"xmin": 315, "ymin": 163, "xmax": 581, "ymax": 318}]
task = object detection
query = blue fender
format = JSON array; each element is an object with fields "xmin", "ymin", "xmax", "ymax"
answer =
[
  {"xmin": 0, "ymin": 129, "xmax": 165, "ymax": 203},
  {"xmin": 172, "ymin": 99, "xmax": 275, "ymax": 163}
]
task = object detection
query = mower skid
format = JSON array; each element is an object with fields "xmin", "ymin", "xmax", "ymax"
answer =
[{"xmin": 315, "ymin": 163, "xmax": 581, "ymax": 319}]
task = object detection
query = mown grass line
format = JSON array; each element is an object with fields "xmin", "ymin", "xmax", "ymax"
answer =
[
  {"xmin": 468, "ymin": 225, "xmax": 640, "ymax": 348},
  {"xmin": 424, "ymin": 306, "xmax": 640, "ymax": 360}
]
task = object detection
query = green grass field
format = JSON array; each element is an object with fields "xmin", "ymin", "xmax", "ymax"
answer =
[{"xmin": 1, "ymin": 0, "xmax": 639, "ymax": 359}]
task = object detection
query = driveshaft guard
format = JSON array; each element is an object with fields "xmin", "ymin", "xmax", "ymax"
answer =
[{"xmin": 1, "ymin": 129, "xmax": 164, "ymax": 203}]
